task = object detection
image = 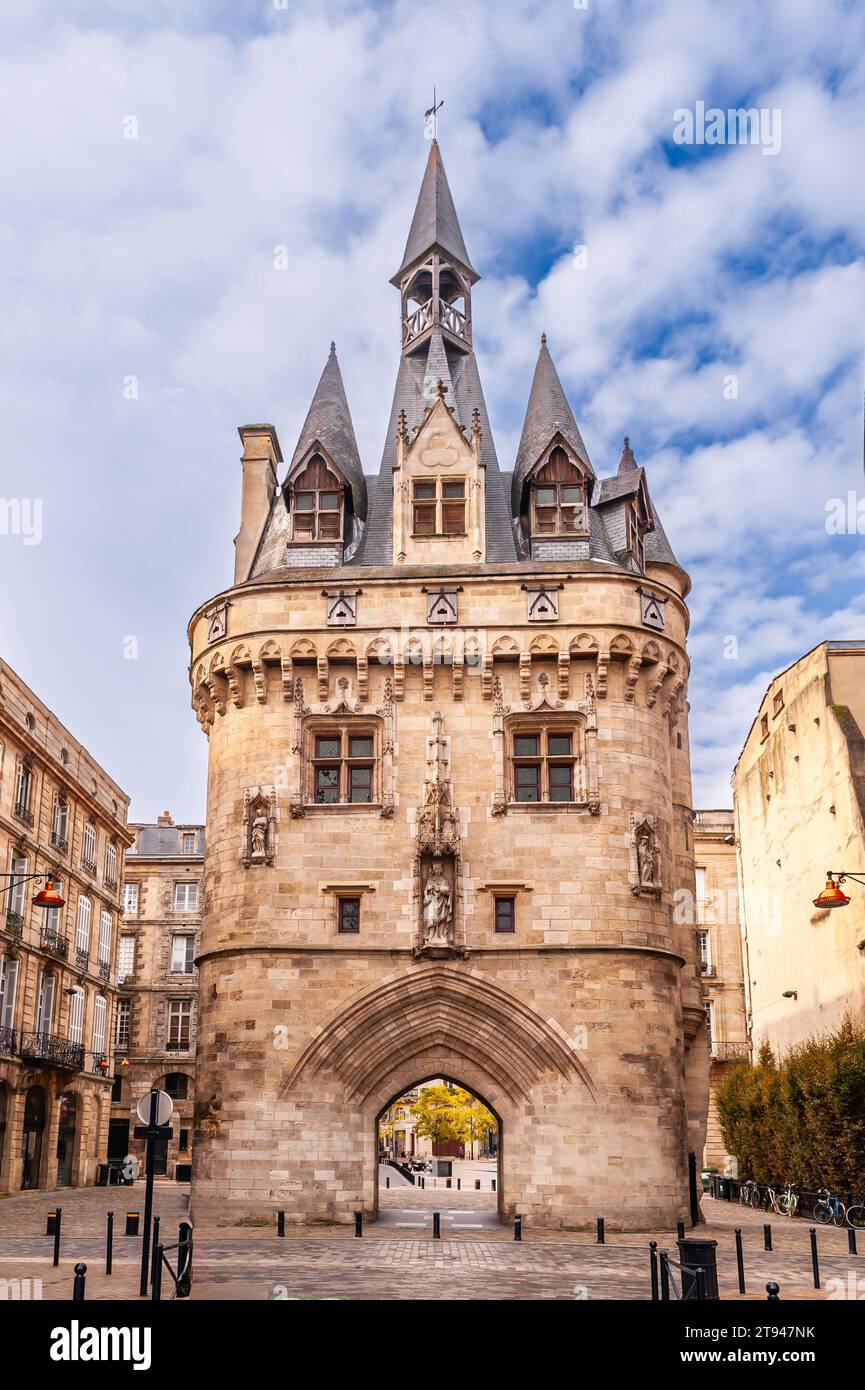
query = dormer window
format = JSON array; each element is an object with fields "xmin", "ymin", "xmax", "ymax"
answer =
[
  {"xmin": 286, "ymin": 454, "xmax": 345, "ymax": 544},
  {"xmin": 529, "ymin": 448, "xmax": 587, "ymax": 538}
]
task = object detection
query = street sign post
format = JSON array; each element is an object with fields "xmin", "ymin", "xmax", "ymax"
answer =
[{"xmin": 134, "ymin": 1089, "xmax": 173, "ymax": 1297}]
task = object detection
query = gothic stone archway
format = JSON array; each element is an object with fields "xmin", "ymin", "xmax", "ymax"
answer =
[{"xmin": 282, "ymin": 964, "xmax": 596, "ymax": 1225}]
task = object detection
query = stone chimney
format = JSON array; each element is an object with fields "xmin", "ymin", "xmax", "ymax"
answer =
[
  {"xmin": 234, "ymin": 425, "xmax": 282, "ymax": 584},
  {"xmin": 157, "ymin": 810, "xmax": 174, "ymax": 827}
]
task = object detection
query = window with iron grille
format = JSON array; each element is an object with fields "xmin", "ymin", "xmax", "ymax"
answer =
[
  {"xmin": 52, "ymin": 798, "xmax": 69, "ymax": 849},
  {"xmin": 14, "ymin": 761, "xmax": 33, "ymax": 817},
  {"xmin": 308, "ymin": 724, "xmax": 378, "ymax": 806},
  {"xmin": 105, "ymin": 841, "xmax": 117, "ymax": 885},
  {"xmin": 91, "ymin": 994, "xmax": 107, "ymax": 1056},
  {"xmin": 115, "ymin": 997, "xmax": 130, "ymax": 1048},
  {"xmin": 82, "ymin": 822, "xmax": 97, "ymax": 872},
  {"xmin": 68, "ymin": 987, "xmax": 85, "ymax": 1045},
  {"xmin": 508, "ymin": 720, "xmax": 585, "ymax": 804},
  {"xmin": 75, "ymin": 895, "xmax": 92, "ymax": 958},
  {"xmin": 98, "ymin": 911, "xmax": 112, "ymax": 967},
  {"xmin": 337, "ymin": 897, "xmax": 361, "ymax": 933},
  {"xmin": 494, "ymin": 896, "xmax": 516, "ymax": 933}
]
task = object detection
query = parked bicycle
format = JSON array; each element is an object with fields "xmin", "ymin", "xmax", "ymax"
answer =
[
  {"xmin": 813, "ymin": 1189, "xmax": 847, "ymax": 1226},
  {"xmin": 739, "ymin": 1179, "xmax": 761, "ymax": 1209},
  {"xmin": 845, "ymin": 1193, "xmax": 865, "ymax": 1229},
  {"xmin": 779, "ymin": 1183, "xmax": 799, "ymax": 1218}
]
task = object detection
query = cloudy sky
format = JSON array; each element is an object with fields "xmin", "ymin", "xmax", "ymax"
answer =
[{"xmin": 0, "ymin": 0, "xmax": 862, "ymax": 820}]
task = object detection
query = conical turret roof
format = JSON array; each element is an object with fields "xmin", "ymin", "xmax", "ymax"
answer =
[
  {"xmin": 288, "ymin": 343, "xmax": 367, "ymax": 519},
  {"xmin": 391, "ymin": 141, "xmax": 478, "ymax": 286},
  {"xmin": 512, "ymin": 336, "xmax": 593, "ymax": 513}
]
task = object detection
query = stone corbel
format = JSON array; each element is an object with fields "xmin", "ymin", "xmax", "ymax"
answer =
[
  {"xmin": 357, "ymin": 654, "xmax": 369, "ymax": 704},
  {"xmin": 226, "ymin": 658, "xmax": 244, "ymax": 708},
  {"xmin": 624, "ymin": 652, "xmax": 643, "ymax": 703},
  {"xmin": 317, "ymin": 655, "xmax": 329, "ymax": 702},
  {"xmin": 203, "ymin": 672, "xmax": 226, "ymax": 718},
  {"xmin": 519, "ymin": 652, "xmax": 532, "ymax": 705},
  {"xmin": 557, "ymin": 650, "xmax": 570, "ymax": 700},
  {"xmin": 481, "ymin": 652, "xmax": 493, "ymax": 700},
  {"xmin": 646, "ymin": 663, "xmax": 669, "ymax": 710},
  {"xmin": 251, "ymin": 655, "xmax": 267, "ymax": 705},
  {"xmin": 452, "ymin": 654, "xmax": 464, "ymax": 701},
  {"xmin": 596, "ymin": 648, "xmax": 609, "ymax": 699},
  {"xmin": 422, "ymin": 654, "xmax": 434, "ymax": 701},
  {"xmin": 393, "ymin": 653, "xmax": 405, "ymax": 702},
  {"xmin": 280, "ymin": 655, "xmax": 293, "ymax": 701}
]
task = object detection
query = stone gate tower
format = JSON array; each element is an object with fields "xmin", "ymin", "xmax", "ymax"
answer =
[{"xmin": 188, "ymin": 141, "xmax": 709, "ymax": 1229}]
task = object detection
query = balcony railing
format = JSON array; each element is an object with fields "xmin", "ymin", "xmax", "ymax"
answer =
[
  {"xmin": 104, "ymin": 876, "xmax": 118, "ymax": 893},
  {"xmin": 13, "ymin": 801, "xmax": 34, "ymax": 827},
  {"xmin": 19, "ymin": 1032, "xmax": 84, "ymax": 1070},
  {"xmin": 0, "ymin": 1025, "xmax": 17, "ymax": 1055},
  {"xmin": 5, "ymin": 910, "xmax": 24, "ymax": 936},
  {"xmin": 40, "ymin": 927, "xmax": 69, "ymax": 959},
  {"xmin": 51, "ymin": 831, "xmax": 69, "ymax": 853},
  {"xmin": 711, "ymin": 1041, "xmax": 750, "ymax": 1063},
  {"xmin": 166, "ymin": 1039, "xmax": 191, "ymax": 1053},
  {"xmin": 98, "ymin": 960, "xmax": 110, "ymax": 980},
  {"xmin": 75, "ymin": 947, "xmax": 89, "ymax": 970},
  {"xmin": 82, "ymin": 858, "xmax": 97, "ymax": 877}
]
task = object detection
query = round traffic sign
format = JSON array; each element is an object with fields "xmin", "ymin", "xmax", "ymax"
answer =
[{"xmin": 136, "ymin": 1090, "xmax": 173, "ymax": 1127}]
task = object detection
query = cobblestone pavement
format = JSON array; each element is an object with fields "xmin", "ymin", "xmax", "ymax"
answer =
[{"xmin": 0, "ymin": 1189, "xmax": 859, "ymax": 1301}]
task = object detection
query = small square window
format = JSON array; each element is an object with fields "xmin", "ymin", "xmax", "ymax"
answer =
[
  {"xmin": 494, "ymin": 897, "xmax": 516, "ymax": 933},
  {"xmin": 319, "ymin": 492, "xmax": 340, "ymax": 510},
  {"xmin": 349, "ymin": 736, "xmax": 373, "ymax": 758},
  {"xmin": 443, "ymin": 481, "xmax": 464, "ymax": 499},
  {"xmin": 349, "ymin": 766, "xmax": 372, "ymax": 802},
  {"xmin": 535, "ymin": 487, "xmax": 556, "ymax": 506},
  {"xmin": 315, "ymin": 767, "xmax": 340, "ymax": 803},
  {"xmin": 561, "ymin": 486, "xmax": 582, "ymax": 503},
  {"xmin": 515, "ymin": 766, "xmax": 541, "ymax": 801},
  {"xmin": 338, "ymin": 897, "xmax": 361, "ymax": 933},
  {"xmin": 315, "ymin": 736, "xmax": 340, "ymax": 759},
  {"xmin": 548, "ymin": 734, "xmax": 572, "ymax": 756},
  {"xmin": 294, "ymin": 493, "xmax": 314, "ymax": 511},
  {"xmin": 413, "ymin": 482, "xmax": 435, "ymax": 500},
  {"xmin": 549, "ymin": 765, "xmax": 573, "ymax": 801}
]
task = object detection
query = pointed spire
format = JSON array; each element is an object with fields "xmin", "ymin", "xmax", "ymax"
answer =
[
  {"xmin": 391, "ymin": 141, "xmax": 478, "ymax": 286},
  {"xmin": 420, "ymin": 327, "xmax": 459, "ymax": 421},
  {"xmin": 288, "ymin": 344, "xmax": 367, "ymax": 520},
  {"xmin": 618, "ymin": 436, "xmax": 637, "ymax": 474},
  {"xmin": 511, "ymin": 335, "xmax": 593, "ymax": 514}
]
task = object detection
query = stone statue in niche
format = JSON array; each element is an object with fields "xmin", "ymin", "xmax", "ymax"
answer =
[
  {"xmin": 242, "ymin": 786, "xmax": 276, "ymax": 867},
  {"xmin": 422, "ymin": 859, "xmax": 453, "ymax": 947},
  {"xmin": 629, "ymin": 812, "xmax": 662, "ymax": 897}
]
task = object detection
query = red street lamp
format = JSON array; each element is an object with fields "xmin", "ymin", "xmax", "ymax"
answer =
[
  {"xmin": 813, "ymin": 871, "xmax": 865, "ymax": 910},
  {"xmin": 1, "ymin": 871, "xmax": 66, "ymax": 909}
]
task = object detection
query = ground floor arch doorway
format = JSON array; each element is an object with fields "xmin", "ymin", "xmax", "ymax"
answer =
[
  {"xmin": 56, "ymin": 1091, "xmax": 78, "ymax": 1187},
  {"xmin": 21, "ymin": 1085, "xmax": 46, "ymax": 1190}
]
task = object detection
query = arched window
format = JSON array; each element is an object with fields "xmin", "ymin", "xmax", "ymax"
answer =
[
  {"xmin": 529, "ymin": 448, "xmax": 587, "ymax": 537},
  {"xmin": 287, "ymin": 455, "xmax": 345, "ymax": 543},
  {"xmin": 164, "ymin": 1073, "xmax": 189, "ymax": 1100}
]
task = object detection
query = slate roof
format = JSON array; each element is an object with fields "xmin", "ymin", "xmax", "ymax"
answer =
[
  {"xmin": 128, "ymin": 825, "xmax": 205, "ymax": 857},
  {"xmin": 287, "ymin": 344, "xmax": 367, "ymax": 519},
  {"xmin": 511, "ymin": 335, "xmax": 594, "ymax": 513},
  {"xmin": 390, "ymin": 141, "xmax": 478, "ymax": 286}
]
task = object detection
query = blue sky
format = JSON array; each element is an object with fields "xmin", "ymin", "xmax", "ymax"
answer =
[{"xmin": 0, "ymin": 0, "xmax": 862, "ymax": 820}]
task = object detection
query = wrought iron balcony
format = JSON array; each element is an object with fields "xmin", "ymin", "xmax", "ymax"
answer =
[
  {"xmin": 98, "ymin": 960, "xmax": 110, "ymax": 980},
  {"xmin": 13, "ymin": 800, "xmax": 34, "ymax": 827},
  {"xmin": 711, "ymin": 1041, "xmax": 750, "ymax": 1062},
  {"xmin": 166, "ymin": 1040, "xmax": 191, "ymax": 1053},
  {"xmin": 75, "ymin": 947, "xmax": 89, "ymax": 970},
  {"xmin": 104, "ymin": 876, "xmax": 118, "ymax": 893},
  {"xmin": 82, "ymin": 858, "xmax": 97, "ymax": 877},
  {"xmin": 5, "ymin": 910, "xmax": 24, "ymax": 936},
  {"xmin": 19, "ymin": 1031, "xmax": 84, "ymax": 1070},
  {"xmin": 40, "ymin": 927, "xmax": 69, "ymax": 959},
  {"xmin": 50, "ymin": 831, "xmax": 68, "ymax": 853},
  {"xmin": 0, "ymin": 1025, "xmax": 17, "ymax": 1055}
]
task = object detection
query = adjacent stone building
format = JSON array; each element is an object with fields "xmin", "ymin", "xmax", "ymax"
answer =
[
  {"xmin": 188, "ymin": 141, "xmax": 708, "ymax": 1229},
  {"xmin": 733, "ymin": 640, "xmax": 865, "ymax": 1056},
  {"xmin": 109, "ymin": 812, "xmax": 202, "ymax": 1178},
  {"xmin": 692, "ymin": 809, "xmax": 748, "ymax": 1170},
  {"xmin": 0, "ymin": 659, "xmax": 130, "ymax": 1192}
]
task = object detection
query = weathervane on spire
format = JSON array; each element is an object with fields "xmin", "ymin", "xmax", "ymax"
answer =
[{"xmin": 424, "ymin": 88, "xmax": 444, "ymax": 141}]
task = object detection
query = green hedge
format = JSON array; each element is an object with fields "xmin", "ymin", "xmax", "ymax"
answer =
[{"xmin": 715, "ymin": 1017, "xmax": 865, "ymax": 1196}]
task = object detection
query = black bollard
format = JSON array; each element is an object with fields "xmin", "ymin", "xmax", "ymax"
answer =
[
  {"xmin": 515, "ymin": 1215, "xmax": 522, "ymax": 1242},
  {"xmin": 660, "ymin": 1250, "xmax": 670, "ymax": 1301},
  {"xmin": 421, "ymin": 1177, "xmax": 425, "ymax": 1189},
  {"xmin": 677, "ymin": 1236, "xmax": 719, "ymax": 1300},
  {"xmin": 433, "ymin": 1211, "xmax": 441, "ymax": 1239},
  {"xmin": 475, "ymin": 1179, "xmax": 480, "ymax": 1190},
  {"xmin": 766, "ymin": 1281, "xmax": 780, "ymax": 1301},
  {"xmin": 277, "ymin": 1210, "xmax": 285, "ymax": 1237},
  {"xmin": 649, "ymin": 1241, "xmax": 659, "ymax": 1300},
  {"xmin": 52, "ymin": 1207, "xmax": 62, "ymax": 1268},
  {"xmin": 354, "ymin": 1210, "xmax": 363, "ymax": 1238},
  {"xmin": 106, "ymin": 1211, "xmax": 114, "ymax": 1276},
  {"xmin": 386, "ymin": 1176, "xmax": 389, "ymax": 1189},
  {"xmin": 457, "ymin": 1178, "xmax": 460, "ymax": 1191},
  {"xmin": 151, "ymin": 1245, "xmax": 163, "ymax": 1303},
  {"xmin": 446, "ymin": 1178, "xmax": 451, "ymax": 1189},
  {"xmin": 848, "ymin": 1225, "xmax": 858, "ymax": 1256},
  {"xmin": 688, "ymin": 1150, "xmax": 700, "ymax": 1226},
  {"xmin": 676, "ymin": 1220, "xmax": 685, "ymax": 1242},
  {"xmin": 72, "ymin": 1262, "xmax": 87, "ymax": 1301},
  {"xmin": 735, "ymin": 1228, "xmax": 746, "ymax": 1295},
  {"xmin": 177, "ymin": 1220, "xmax": 193, "ymax": 1298},
  {"xmin": 492, "ymin": 1178, "xmax": 496, "ymax": 1193},
  {"xmin": 764, "ymin": 1223, "xmax": 772, "ymax": 1252},
  {"xmin": 597, "ymin": 1217, "xmax": 605, "ymax": 1244},
  {"xmin": 150, "ymin": 1216, "xmax": 161, "ymax": 1289},
  {"xmin": 809, "ymin": 1229, "xmax": 820, "ymax": 1289}
]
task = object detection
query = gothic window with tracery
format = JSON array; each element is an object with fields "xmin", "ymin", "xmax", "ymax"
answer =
[
  {"xmin": 306, "ymin": 721, "xmax": 380, "ymax": 806},
  {"xmin": 507, "ymin": 717, "xmax": 586, "ymax": 804}
]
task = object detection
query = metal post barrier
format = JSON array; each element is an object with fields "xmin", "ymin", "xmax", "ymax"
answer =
[
  {"xmin": 72, "ymin": 1262, "xmax": 87, "ymax": 1301},
  {"xmin": 386, "ymin": 1176, "xmax": 389, "ymax": 1188},
  {"xmin": 693, "ymin": 1267, "xmax": 706, "ymax": 1301},
  {"xmin": 150, "ymin": 1216, "xmax": 161, "ymax": 1289},
  {"xmin": 106, "ymin": 1211, "xmax": 114, "ymax": 1276},
  {"xmin": 660, "ymin": 1250, "xmax": 670, "ymax": 1301},
  {"xmin": 433, "ymin": 1211, "xmax": 441, "ymax": 1239},
  {"xmin": 809, "ymin": 1228, "xmax": 820, "ymax": 1289},
  {"xmin": 457, "ymin": 1178, "xmax": 460, "ymax": 1191},
  {"xmin": 52, "ymin": 1207, "xmax": 62, "ymax": 1268},
  {"xmin": 735, "ymin": 1228, "xmax": 746, "ymax": 1295},
  {"xmin": 515, "ymin": 1215, "xmax": 522, "ymax": 1242},
  {"xmin": 475, "ymin": 1179, "xmax": 480, "ymax": 1190},
  {"xmin": 597, "ymin": 1217, "xmax": 605, "ymax": 1244},
  {"xmin": 446, "ymin": 1178, "xmax": 451, "ymax": 1189},
  {"xmin": 151, "ymin": 1245, "xmax": 163, "ymax": 1303},
  {"xmin": 421, "ymin": 1177, "xmax": 425, "ymax": 1189},
  {"xmin": 649, "ymin": 1241, "xmax": 659, "ymax": 1301},
  {"xmin": 492, "ymin": 1178, "xmax": 496, "ymax": 1192},
  {"xmin": 848, "ymin": 1226, "xmax": 858, "ymax": 1256},
  {"xmin": 177, "ymin": 1221, "xmax": 193, "ymax": 1297},
  {"xmin": 277, "ymin": 1210, "xmax": 285, "ymax": 1237},
  {"xmin": 766, "ymin": 1281, "xmax": 780, "ymax": 1301},
  {"xmin": 677, "ymin": 1237, "xmax": 719, "ymax": 1300},
  {"xmin": 354, "ymin": 1210, "xmax": 363, "ymax": 1238},
  {"xmin": 688, "ymin": 1151, "xmax": 700, "ymax": 1226},
  {"xmin": 676, "ymin": 1220, "xmax": 685, "ymax": 1242},
  {"xmin": 764, "ymin": 1223, "xmax": 772, "ymax": 1251}
]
